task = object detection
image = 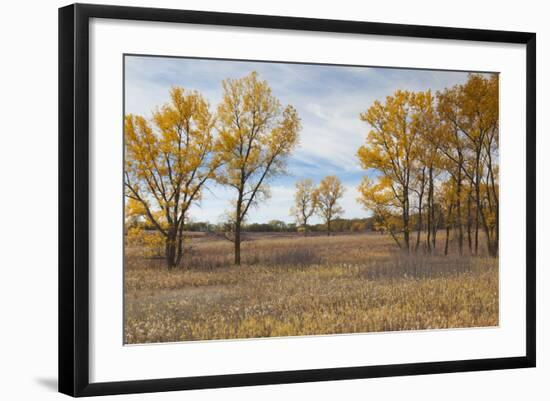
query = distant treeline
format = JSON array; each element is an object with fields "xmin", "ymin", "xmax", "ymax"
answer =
[
  {"xmin": 128, "ymin": 215, "xmax": 447, "ymax": 234},
  {"xmin": 129, "ymin": 217, "xmax": 374, "ymax": 233}
]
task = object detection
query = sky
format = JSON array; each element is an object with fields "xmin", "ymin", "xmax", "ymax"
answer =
[{"xmin": 125, "ymin": 55, "xmax": 477, "ymax": 225}]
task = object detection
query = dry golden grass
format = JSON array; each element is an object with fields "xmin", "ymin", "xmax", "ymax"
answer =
[{"xmin": 124, "ymin": 233, "xmax": 498, "ymax": 344}]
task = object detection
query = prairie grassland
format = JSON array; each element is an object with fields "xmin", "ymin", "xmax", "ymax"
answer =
[{"xmin": 124, "ymin": 233, "xmax": 498, "ymax": 344}]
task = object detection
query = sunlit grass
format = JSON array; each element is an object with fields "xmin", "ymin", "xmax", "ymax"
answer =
[{"xmin": 124, "ymin": 233, "xmax": 498, "ymax": 344}]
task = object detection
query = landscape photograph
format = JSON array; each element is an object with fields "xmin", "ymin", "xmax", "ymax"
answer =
[{"xmin": 123, "ymin": 55, "xmax": 499, "ymax": 344}]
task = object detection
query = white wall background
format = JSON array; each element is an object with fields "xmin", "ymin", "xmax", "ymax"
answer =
[{"xmin": 0, "ymin": 0, "xmax": 546, "ymax": 399}]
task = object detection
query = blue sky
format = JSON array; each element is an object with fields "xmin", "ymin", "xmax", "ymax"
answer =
[{"xmin": 125, "ymin": 55, "xmax": 476, "ymax": 224}]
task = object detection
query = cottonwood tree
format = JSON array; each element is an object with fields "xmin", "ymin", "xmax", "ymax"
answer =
[
  {"xmin": 467, "ymin": 73, "xmax": 498, "ymax": 255},
  {"xmin": 290, "ymin": 179, "xmax": 318, "ymax": 235},
  {"xmin": 410, "ymin": 90, "xmax": 443, "ymax": 252},
  {"xmin": 124, "ymin": 87, "xmax": 220, "ymax": 268},
  {"xmin": 437, "ymin": 74, "xmax": 499, "ymax": 256},
  {"xmin": 216, "ymin": 71, "xmax": 301, "ymax": 265},
  {"xmin": 316, "ymin": 175, "xmax": 345, "ymax": 236},
  {"xmin": 357, "ymin": 90, "xmax": 421, "ymax": 251},
  {"xmin": 435, "ymin": 93, "xmax": 468, "ymax": 255}
]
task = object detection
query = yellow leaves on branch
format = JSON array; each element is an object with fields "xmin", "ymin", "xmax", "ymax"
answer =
[
  {"xmin": 358, "ymin": 89, "xmax": 430, "ymax": 183},
  {"xmin": 215, "ymin": 72, "xmax": 301, "ymax": 221},
  {"xmin": 357, "ymin": 176, "xmax": 395, "ymax": 211},
  {"xmin": 125, "ymin": 197, "xmax": 147, "ymax": 219},
  {"xmin": 215, "ymin": 72, "xmax": 301, "ymax": 198},
  {"xmin": 126, "ymin": 227, "xmax": 165, "ymax": 259}
]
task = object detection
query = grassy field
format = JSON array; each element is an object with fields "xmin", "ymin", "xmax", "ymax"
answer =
[{"xmin": 124, "ymin": 232, "xmax": 498, "ymax": 344}]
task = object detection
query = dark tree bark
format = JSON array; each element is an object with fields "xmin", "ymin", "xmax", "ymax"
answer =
[
  {"xmin": 165, "ymin": 233, "xmax": 177, "ymax": 269},
  {"xmin": 403, "ymin": 186, "xmax": 410, "ymax": 252},
  {"xmin": 427, "ymin": 167, "xmax": 436, "ymax": 252},
  {"xmin": 415, "ymin": 199, "xmax": 423, "ymax": 252},
  {"xmin": 444, "ymin": 202, "xmax": 454, "ymax": 256},
  {"xmin": 415, "ymin": 168, "xmax": 426, "ymax": 252},
  {"xmin": 234, "ymin": 222, "xmax": 241, "ymax": 265},
  {"xmin": 456, "ymin": 163, "xmax": 464, "ymax": 255},
  {"xmin": 234, "ymin": 189, "xmax": 243, "ymax": 265},
  {"xmin": 466, "ymin": 185, "xmax": 473, "ymax": 254}
]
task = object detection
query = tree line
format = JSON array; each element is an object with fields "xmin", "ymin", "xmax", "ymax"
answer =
[
  {"xmin": 356, "ymin": 74, "xmax": 499, "ymax": 256},
  {"xmin": 125, "ymin": 71, "xmax": 498, "ymax": 269},
  {"xmin": 126, "ymin": 217, "xmax": 377, "ymax": 234}
]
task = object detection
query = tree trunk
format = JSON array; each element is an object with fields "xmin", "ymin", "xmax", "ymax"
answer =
[
  {"xmin": 467, "ymin": 186, "xmax": 473, "ymax": 254},
  {"xmin": 389, "ymin": 228, "xmax": 402, "ymax": 248},
  {"xmin": 474, "ymin": 150, "xmax": 481, "ymax": 256},
  {"xmin": 474, "ymin": 200, "xmax": 480, "ymax": 255},
  {"xmin": 431, "ymin": 206, "xmax": 437, "ymax": 251},
  {"xmin": 234, "ymin": 219, "xmax": 241, "ymax": 265},
  {"xmin": 234, "ymin": 188, "xmax": 244, "ymax": 266},
  {"xmin": 302, "ymin": 212, "xmax": 309, "ymax": 237},
  {"xmin": 426, "ymin": 205, "xmax": 432, "ymax": 253},
  {"xmin": 415, "ymin": 210, "xmax": 422, "ymax": 252},
  {"xmin": 485, "ymin": 153, "xmax": 499, "ymax": 257},
  {"xmin": 415, "ymin": 189, "xmax": 424, "ymax": 252},
  {"xmin": 165, "ymin": 233, "xmax": 177, "ymax": 269},
  {"xmin": 444, "ymin": 225, "xmax": 451, "ymax": 256},
  {"xmin": 175, "ymin": 234, "xmax": 184, "ymax": 266},
  {"xmin": 488, "ymin": 159, "xmax": 499, "ymax": 257},
  {"xmin": 432, "ymin": 209, "xmax": 437, "ymax": 251},
  {"xmin": 428, "ymin": 167, "xmax": 436, "ymax": 252},
  {"xmin": 493, "ymin": 198, "xmax": 499, "ymax": 256},
  {"xmin": 426, "ymin": 176, "xmax": 434, "ymax": 253},
  {"xmin": 456, "ymin": 165, "xmax": 464, "ymax": 255},
  {"xmin": 174, "ymin": 218, "xmax": 186, "ymax": 267},
  {"xmin": 479, "ymin": 197, "xmax": 498, "ymax": 257},
  {"xmin": 444, "ymin": 203, "xmax": 454, "ymax": 256},
  {"xmin": 403, "ymin": 187, "xmax": 410, "ymax": 252}
]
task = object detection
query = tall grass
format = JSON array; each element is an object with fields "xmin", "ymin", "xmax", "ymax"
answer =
[{"xmin": 124, "ymin": 233, "xmax": 498, "ymax": 344}]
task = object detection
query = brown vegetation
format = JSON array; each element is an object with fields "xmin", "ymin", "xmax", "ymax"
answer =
[{"xmin": 124, "ymin": 232, "xmax": 498, "ymax": 344}]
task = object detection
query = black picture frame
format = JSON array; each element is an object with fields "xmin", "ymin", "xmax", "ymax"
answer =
[{"xmin": 59, "ymin": 3, "xmax": 536, "ymax": 397}]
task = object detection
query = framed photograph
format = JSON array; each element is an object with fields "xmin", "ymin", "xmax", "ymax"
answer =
[{"xmin": 59, "ymin": 3, "xmax": 536, "ymax": 397}]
